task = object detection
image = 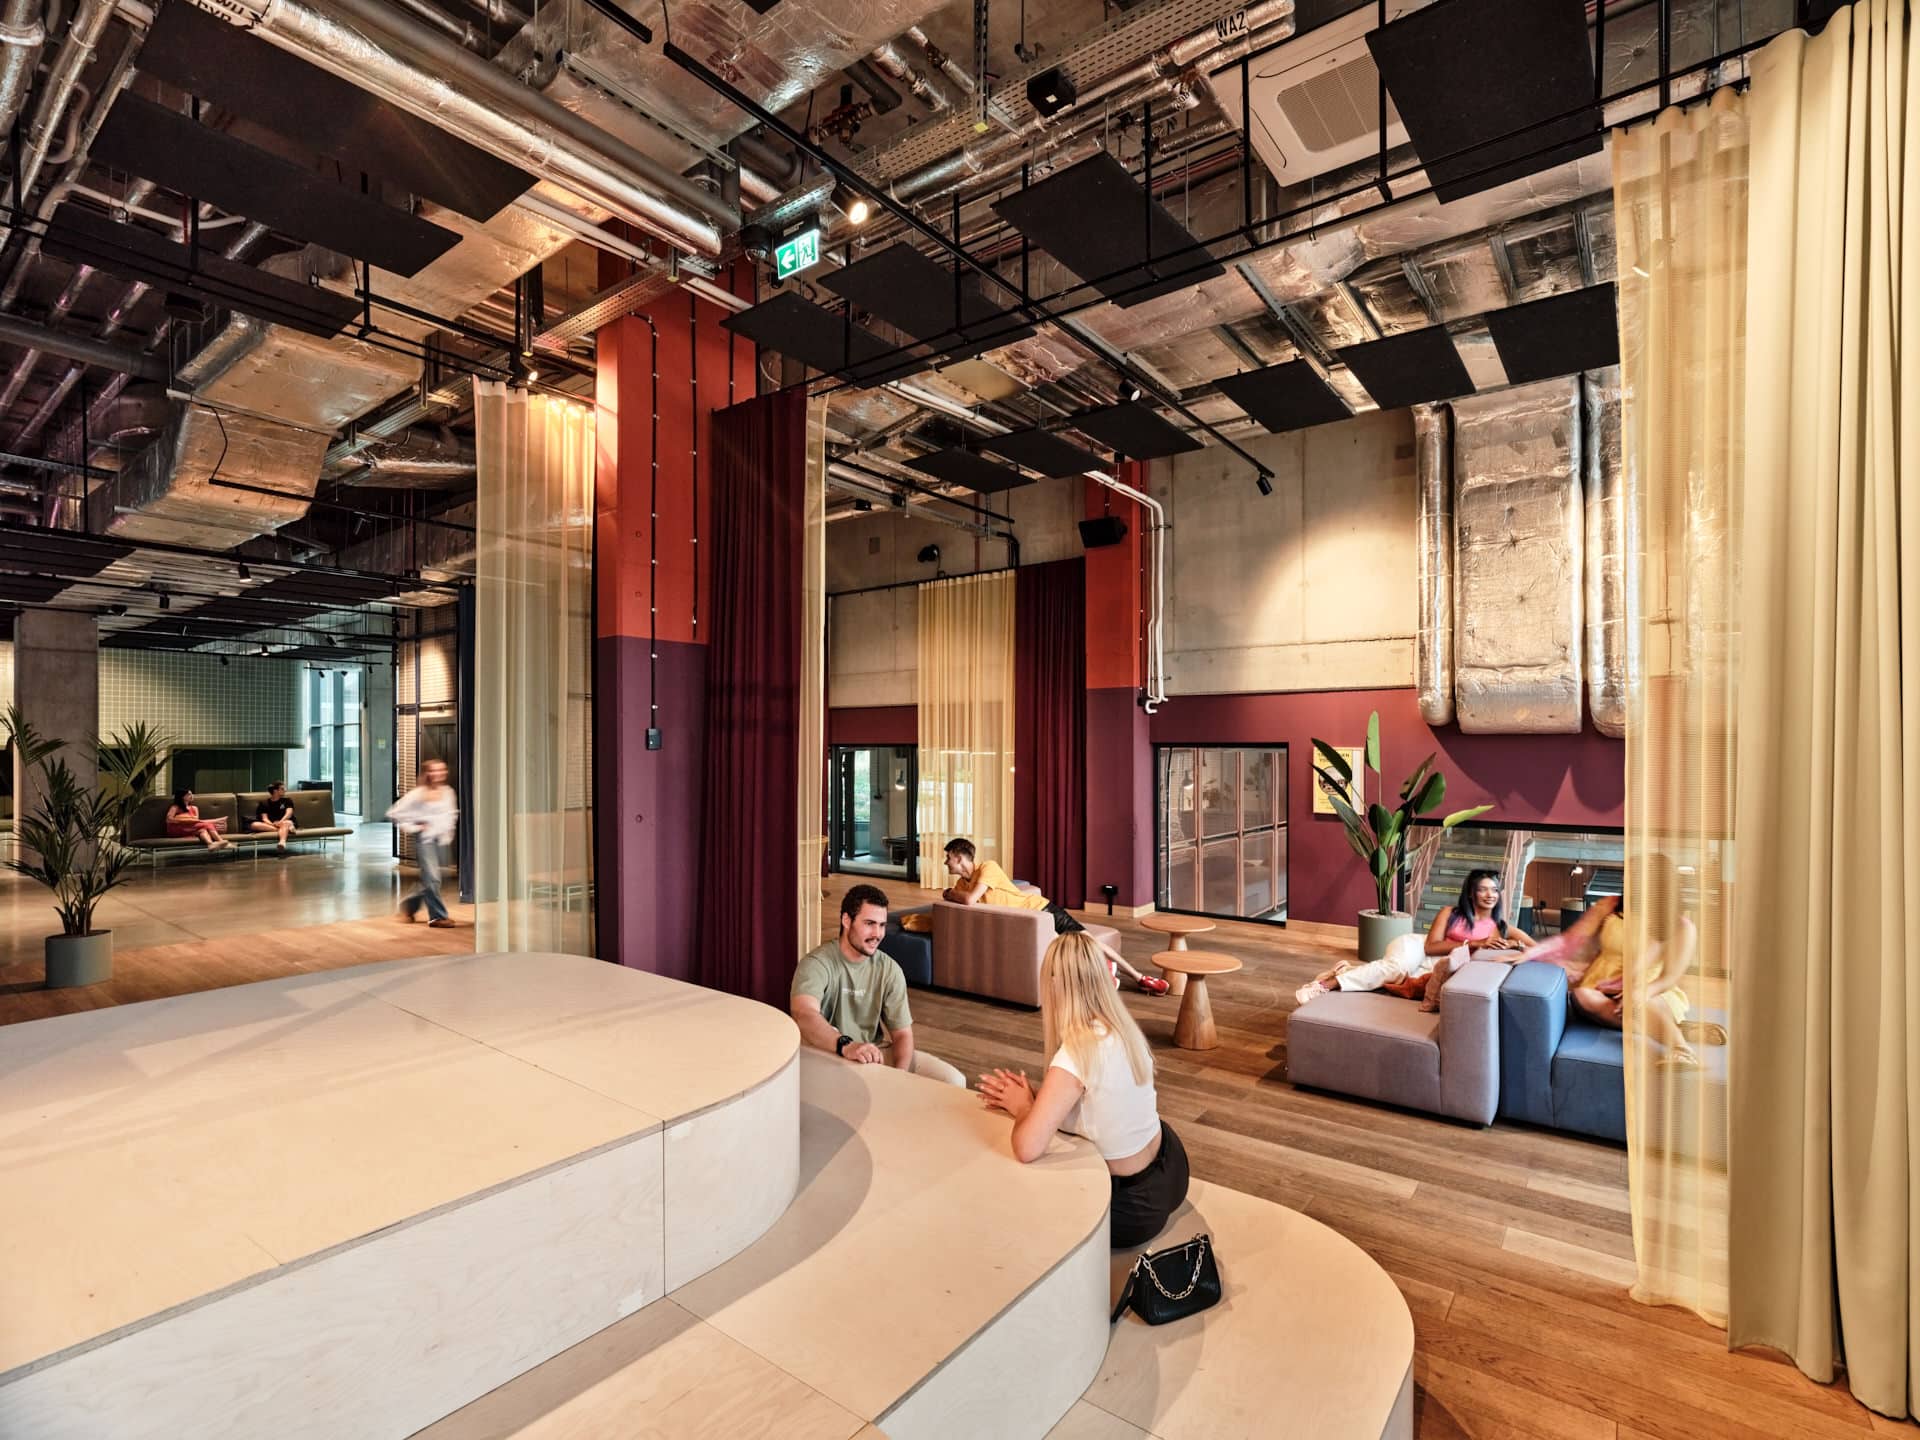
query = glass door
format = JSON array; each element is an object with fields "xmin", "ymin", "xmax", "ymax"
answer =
[
  {"xmin": 829, "ymin": 745, "xmax": 916, "ymax": 879},
  {"xmin": 1155, "ymin": 745, "xmax": 1288, "ymax": 922}
]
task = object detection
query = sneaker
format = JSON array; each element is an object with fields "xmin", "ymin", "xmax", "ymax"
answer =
[
  {"xmin": 1293, "ymin": 981, "xmax": 1329, "ymax": 1007},
  {"xmin": 400, "ymin": 909, "xmax": 419, "ymax": 924},
  {"xmin": 428, "ymin": 918, "xmax": 459, "ymax": 929},
  {"xmin": 1135, "ymin": 973, "xmax": 1171, "ymax": 996}
]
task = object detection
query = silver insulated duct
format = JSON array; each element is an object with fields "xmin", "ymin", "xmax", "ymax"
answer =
[
  {"xmin": 1413, "ymin": 402, "xmax": 1453, "ymax": 725},
  {"xmin": 1450, "ymin": 378, "xmax": 1584, "ymax": 735},
  {"xmin": 1583, "ymin": 368, "xmax": 1629, "ymax": 738}
]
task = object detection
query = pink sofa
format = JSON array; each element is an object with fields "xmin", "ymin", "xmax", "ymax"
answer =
[{"xmin": 931, "ymin": 898, "xmax": 1122, "ymax": 1007}]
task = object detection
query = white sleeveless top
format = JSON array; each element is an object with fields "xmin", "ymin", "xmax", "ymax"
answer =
[{"xmin": 1049, "ymin": 1024, "xmax": 1161, "ymax": 1160}]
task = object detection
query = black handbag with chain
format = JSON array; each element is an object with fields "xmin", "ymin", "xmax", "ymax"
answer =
[{"xmin": 1110, "ymin": 1233, "xmax": 1222, "ymax": 1326}]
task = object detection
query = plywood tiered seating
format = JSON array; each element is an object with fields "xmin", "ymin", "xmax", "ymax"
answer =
[{"xmin": 0, "ymin": 954, "xmax": 801, "ymax": 1439}]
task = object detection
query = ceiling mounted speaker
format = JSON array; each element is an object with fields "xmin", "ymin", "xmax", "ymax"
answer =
[
  {"xmin": 1026, "ymin": 66, "xmax": 1076, "ymax": 118},
  {"xmin": 1078, "ymin": 515, "xmax": 1129, "ymax": 549}
]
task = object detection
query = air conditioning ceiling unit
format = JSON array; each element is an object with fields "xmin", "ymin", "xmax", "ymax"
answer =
[{"xmin": 1215, "ymin": 0, "xmax": 1438, "ymax": 186}]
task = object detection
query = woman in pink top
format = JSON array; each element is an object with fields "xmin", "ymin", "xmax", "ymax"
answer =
[
  {"xmin": 1295, "ymin": 869, "xmax": 1529, "ymax": 1007},
  {"xmin": 1428, "ymin": 870, "xmax": 1532, "ymax": 959}
]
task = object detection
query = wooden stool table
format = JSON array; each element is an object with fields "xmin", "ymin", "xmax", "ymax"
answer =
[
  {"xmin": 1140, "ymin": 914, "xmax": 1217, "ymax": 995},
  {"xmin": 1154, "ymin": 950, "xmax": 1242, "ymax": 1051}
]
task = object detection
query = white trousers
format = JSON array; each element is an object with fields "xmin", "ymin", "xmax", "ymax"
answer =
[{"xmin": 1332, "ymin": 934, "xmax": 1459, "ymax": 992}]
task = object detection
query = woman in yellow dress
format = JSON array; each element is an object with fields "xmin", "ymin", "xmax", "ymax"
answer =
[{"xmin": 1571, "ymin": 880, "xmax": 1699, "ymax": 1069}]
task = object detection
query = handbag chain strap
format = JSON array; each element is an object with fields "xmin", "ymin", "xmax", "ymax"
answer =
[{"xmin": 1138, "ymin": 1234, "xmax": 1209, "ymax": 1301}]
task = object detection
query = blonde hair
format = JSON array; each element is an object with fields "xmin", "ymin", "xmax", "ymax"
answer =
[{"xmin": 1041, "ymin": 932, "xmax": 1153, "ymax": 1088}]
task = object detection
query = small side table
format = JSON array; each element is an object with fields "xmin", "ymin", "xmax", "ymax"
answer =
[
  {"xmin": 1155, "ymin": 949, "xmax": 1242, "ymax": 1051},
  {"xmin": 1140, "ymin": 914, "xmax": 1217, "ymax": 995}
]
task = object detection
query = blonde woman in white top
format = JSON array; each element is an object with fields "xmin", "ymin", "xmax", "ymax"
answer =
[{"xmin": 979, "ymin": 932, "xmax": 1191, "ymax": 1248}]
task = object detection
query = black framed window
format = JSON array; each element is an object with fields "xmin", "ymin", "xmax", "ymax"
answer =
[
  {"xmin": 304, "ymin": 667, "xmax": 363, "ymax": 817},
  {"xmin": 1155, "ymin": 745, "xmax": 1287, "ymax": 922}
]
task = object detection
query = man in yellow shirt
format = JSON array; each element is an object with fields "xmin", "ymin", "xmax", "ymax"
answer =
[{"xmin": 940, "ymin": 838, "xmax": 1170, "ymax": 995}]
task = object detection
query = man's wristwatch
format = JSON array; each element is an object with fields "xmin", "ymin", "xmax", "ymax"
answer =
[{"xmin": 835, "ymin": 1034, "xmax": 853, "ymax": 1056}]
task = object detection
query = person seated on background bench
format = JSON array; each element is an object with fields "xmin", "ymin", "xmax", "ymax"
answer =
[
  {"xmin": 980, "ymin": 932, "xmax": 1190, "ymax": 1249},
  {"xmin": 1295, "ymin": 868, "xmax": 1547, "ymax": 1008},
  {"xmin": 940, "ymin": 837, "xmax": 1170, "ymax": 995},
  {"xmin": 250, "ymin": 782, "xmax": 298, "ymax": 855},
  {"xmin": 166, "ymin": 789, "xmax": 231, "ymax": 851},
  {"xmin": 1565, "ymin": 859, "xmax": 1704, "ymax": 1069},
  {"xmin": 793, "ymin": 884, "xmax": 964, "ymax": 1086}
]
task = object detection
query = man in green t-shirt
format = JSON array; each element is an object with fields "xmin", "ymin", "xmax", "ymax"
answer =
[{"xmin": 792, "ymin": 884, "xmax": 963, "ymax": 1086}]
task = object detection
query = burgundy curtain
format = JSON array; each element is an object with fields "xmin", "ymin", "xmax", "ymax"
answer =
[
  {"xmin": 1014, "ymin": 558, "xmax": 1087, "ymax": 908},
  {"xmin": 696, "ymin": 390, "xmax": 805, "ymax": 1007}
]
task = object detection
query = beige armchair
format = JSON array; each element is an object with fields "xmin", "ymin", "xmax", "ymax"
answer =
[{"xmin": 931, "ymin": 899, "xmax": 1121, "ymax": 1008}]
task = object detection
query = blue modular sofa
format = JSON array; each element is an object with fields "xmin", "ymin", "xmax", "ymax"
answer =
[{"xmin": 1497, "ymin": 960, "xmax": 1728, "ymax": 1161}]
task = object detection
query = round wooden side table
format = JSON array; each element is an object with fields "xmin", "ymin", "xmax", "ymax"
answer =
[
  {"xmin": 1154, "ymin": 949, "xmax": 1242, "ymax": 1051},
  {"xmin": 1140, "ymin": 914, "xmax": 1218, "ymax": 994}
]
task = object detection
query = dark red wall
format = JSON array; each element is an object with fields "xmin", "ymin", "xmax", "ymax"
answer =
[
  {"xmin": 827, "ymin": 706, "xmax": 916, "ymax": 746},
  {"xmin": 1150, "ymin": 687, "xmax": 1624, "ymax": 925}
]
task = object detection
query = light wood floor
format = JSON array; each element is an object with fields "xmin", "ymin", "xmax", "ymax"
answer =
[{"xmin": 815, "ymin": 877, "xmax": 1914, "ymax": 1440}]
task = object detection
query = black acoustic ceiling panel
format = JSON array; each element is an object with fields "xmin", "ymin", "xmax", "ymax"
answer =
[
  {"xmin": 1367, "ymin": 0, "xmax": 1600, "ymax": 203},
  {"xmin": 907, "ymin": 448, "xmax": 1036, "ymax": 494},
  {"xmin": 1484, "ymin": 283, "xmax": 1620, "ymax": 385},
  {"xmin": 96, "ymin": 94, "xmax": 461, "ymax": 278},
  {"xmin": 818, "ymin": 244, "xmax": 1033, "ymax": 355},
  {"xmin": 1069, "ymin": 402, "xmax": 1201, "ymax": 460},
  {"xmin": 0, "ymin": 573, "xmax": 73, "ymax": 604},
  {"xmin": 1336, "ymin": 328, "xmax": 1475, "ymax": 411},
  {"xmin": 992, "ymin": 151, "xmax": 1225, "ymax": 308},
  {"xmin": 980, "ymin": 428, "xmax": 1103, "ymax": 478},
  {"xmin": 0, "ymin": 529, "xmax": 132, "ymax": 578},
  {"xmin": 721, "ymin": 291, "xmax": 928, "ymax": 384},
  {"xmin": 43, "ymin": 203, "xmax": 361, "ymax": 339},
  {"xmin": 256, "ymin": 570, "xmax": 403, "ymax": 607},
  {"xmin": 1213, "ymin": 360, "xmax": 1351, "ymax": 433},
  {"xmin": 136, "ymin": 1, "xmax": 532, "ymax": 223}
]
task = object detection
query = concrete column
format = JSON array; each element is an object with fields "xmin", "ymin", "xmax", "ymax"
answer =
[{"xmin": 13, "ymin": 611, "xmax": 99, "ymax": 820}]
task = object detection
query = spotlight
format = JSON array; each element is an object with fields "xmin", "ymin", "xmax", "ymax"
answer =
[
  {"xmin": 237, "ymin": 562, "xmax": 251, "ymax": 580},
  {"xmin": 258, "ymin": 644, "xmax": 270, "ymax": 657},
  {"xmin": 157, "ymin": 592, "xmax": 171, "ymax": 610},
  {"xmin": 847, "ymin": 196, "xmax": 871, "ymax": 226},
  {"xmin": 219, "ymin": 655, "xmax": 229, "ymax": 667},
  {"xmin": 1255, "ymin": 473, "xmax": 1273, "ymax": 497}
]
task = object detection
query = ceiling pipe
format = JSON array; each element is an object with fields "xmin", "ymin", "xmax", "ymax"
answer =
[
  {"xmin": 845, "ymin": 58, "xmax": 903, "ymax": 115},
  {"xmin": 0, "ymin": 0, "xmax": 46, "ymax": 142},
  {"xmin": 0, "ymin": 313, "xmax": 168, "ymax": 382},
  {"xmin": 903, "ymin": 24, "xmax": 975, "ymax": 97},
  {"xmin": 181, "ymin": 0, "xmax": 734, "ymax": 256},
  {"xmin": 9, "ymin": 0, "xmax": 112, "ymax": 211},
  {"xmin": 868, "ymin": 37, "xmax": 953, "ymax": 112}
]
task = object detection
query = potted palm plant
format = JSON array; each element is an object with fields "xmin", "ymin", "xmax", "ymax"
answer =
[
  {"xmin": 1313, "ymin": 712, "xmax": 1493, "ymax": 961},
  {"xmin": 1, "ymin": 706, "xmax": 170, "ymax": 988}
]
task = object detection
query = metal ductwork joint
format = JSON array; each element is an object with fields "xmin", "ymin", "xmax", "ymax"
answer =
[
  {"xmin": 1414, "ymin": 402, "xmax": 1453, "ymax": 726},
  {"xmin": 1450, "ymin": 378, "xmax": 1584, "ymax": 735},
  {"xmin": 1583, "ymin": 367, "xmax": 1629, "ymax": 738}
]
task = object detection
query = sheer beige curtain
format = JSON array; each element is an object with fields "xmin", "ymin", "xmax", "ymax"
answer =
[
  {"xmin": 916, "ymin": 571, "xmax": 1015, "ymax": 889},
  {"xmin": 797, "ymin": 398, "xmax": 827, "ymax": 954},
  {"xmin": 1731, "ymin": 5, "xmax": 1920, "ymax": 1416},
  {"xmin": 1614, "ymin": 86, "xmax": 1748, "ymax": 1326},
  {"xmin": 473, "ymin": 380, "xmax": 595, "ymax": 955}
]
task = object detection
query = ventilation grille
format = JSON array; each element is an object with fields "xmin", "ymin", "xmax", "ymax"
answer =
[{"xmin": 1274, "ymin": 52, "xmax": 1400, "ymax": 153}]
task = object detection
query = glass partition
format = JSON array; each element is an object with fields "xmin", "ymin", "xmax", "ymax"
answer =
[{"xmin": 1155, "ymin": 745, "xmax": 1288, "ymax": 922}]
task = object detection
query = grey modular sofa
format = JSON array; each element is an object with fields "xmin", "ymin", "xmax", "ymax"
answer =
[
  {"xmin": 123, "ymin": 788, "xmax": 355, "ymax": 867},
  {"xmin": 1286, "ymin": 958, "xmax": 1508, "ymax": 1125}
]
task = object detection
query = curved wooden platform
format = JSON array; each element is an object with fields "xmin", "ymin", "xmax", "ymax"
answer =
[
  {"xmin": 420, "ymin": 1048, "xmax": 1116, "ymax": 1440},
  {"xmin": 0, "ymin": 953, "xmax": 800, "ymax": 1440}
]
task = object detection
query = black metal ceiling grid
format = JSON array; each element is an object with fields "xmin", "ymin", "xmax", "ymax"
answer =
[
  {"xmin": 980, "ymin": 428, "xmax": 1104, "ymax": 478},
  {"xmin": 990, "ymin": 151, "xmax": 1227, "ymax": 309},
  {"xmin": 135, "ymin": 1, "xmax": 532, "ymax": 224},
  {"xmin": 906, "ymin": 447, "xmax": 1036, "ymax": 494},
  {"xmin": 95, "ymin": 94, "xmax": 462, "ymax": 278},
  {"xmin": 722, "ymin": 291, "xmax": 932, "ymax": 384},
  {"xmin": 1068, "ymin": 401, "xmax": 1202, "ymax": 460},
  {"xmin": 818, "ymin": 245, "xmax": 1035, "ymax": 354},
  {"xmin": 1213, "ymin": 360, "xmax": 1353, "ymax": 434},
  {"xmin": 0, "ymin": 574, "xmax": 73, "ymax": 604},
  {"xmin": 1366, "ymin": 0, "xmax": 1601, "ymax": 205},
  {"xmin": 1483, "ymin": 283, "xmax": 1621, "ymax": 385},
  {"xmin": 1336, "ymin": 328, "xmax": 1477, "ymax": 411},
  {"xmin": 42, "ymin": 203, "xmax": 361, "ymax": 339},
  {"xmin": 0, "ymin": 531, "xmax": 133, "ymax": 578}
]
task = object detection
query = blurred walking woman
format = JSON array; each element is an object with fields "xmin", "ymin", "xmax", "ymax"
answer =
[{"xmin": 979, "ymin": 932, "xmax": 1190, "ymax": 1249}]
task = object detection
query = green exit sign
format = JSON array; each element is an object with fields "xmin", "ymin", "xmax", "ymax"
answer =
[{"xmin": 774, "ymin": 227, "xmax": 820, "ymax": 281}]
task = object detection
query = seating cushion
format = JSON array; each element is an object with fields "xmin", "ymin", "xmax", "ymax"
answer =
[
  {"xmin": 1288, "ymin": 994, "xmax": 1443, "ymax": 1115},
  {"xmin": 1548, "ymin": 1019, "xmax": 1628, "ymax": 1143}
]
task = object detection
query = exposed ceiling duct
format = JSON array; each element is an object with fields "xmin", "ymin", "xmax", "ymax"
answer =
[
  {"xmin": 1584, "ymin": 367, "xmax": 1628, "ymax": 739},
  {"xmin": 0, "ymin": 0, "xmax": 46, "ymax": 153},
  {"xmin": 181, "ymin": 0, "xmax": 734, "ymax": 255},
  {"xmin": 1414, "ymin": 401, "xmax": 1452, "ymax": 725}
]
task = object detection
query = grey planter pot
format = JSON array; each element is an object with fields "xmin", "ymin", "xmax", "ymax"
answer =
[
  {"xmin": 1357, "ymin": 910, "xmax": 1414, "ymax": 962},
  {"xmin": 46, "ymin": 930, "xmax": 112, "ymax": 988}
]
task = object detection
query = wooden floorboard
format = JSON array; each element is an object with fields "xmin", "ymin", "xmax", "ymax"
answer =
[{"xmin": 815, "ymin": 877, "xmax": 1914, "ymax": 1440}]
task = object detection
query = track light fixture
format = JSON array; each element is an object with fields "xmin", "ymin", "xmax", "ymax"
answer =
[
  {"xmin": 219, "ymin": 655, "xmax": 230, "ymax": 666},
  {"xmin": 157, "ymin": 591, "xmax": 171, "ymax": 610},
  {"xmin": 237, "ymin": 562, "xmax": 251, "ymax": 580},
  {"xmin": 847, "ymin": 196, "xmax": 871, "ymax": 226},
  {"xmin": 1255, "ymin": 473, "xmax": 1273, "ymax": 497}
]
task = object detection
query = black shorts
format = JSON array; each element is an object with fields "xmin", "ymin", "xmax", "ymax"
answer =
[
  {"xmin": 1046, "ymin": 902, "xmax": 1086, "ymax": 936},
  {"xmin": 1110, "ymin": 1121, "xmax": 1191, "ymax": 1250}
]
